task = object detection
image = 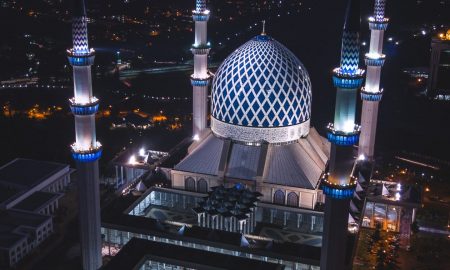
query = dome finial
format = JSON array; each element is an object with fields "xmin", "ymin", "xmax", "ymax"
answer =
[{"xmin": 261, "ymin": 20, "xmax": 266, "ymax": 35}]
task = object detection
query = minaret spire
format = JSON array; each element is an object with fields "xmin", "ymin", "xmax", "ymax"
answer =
[
  {"xmin": 321, "ymin": 0, "xmax": 364, "ymax": 269},
  {"xmin": 261, "ymin": 20, "xmax": 266, "ymax": 35},
  {"xmin": 67, "ymin": 0, "xmax": 103, "ymax": 269},
  {"xmin": 358, "ymin": 0, "xmax": 389, "ymax": 160},
  {"xmin": 190, "ymin": 0, "xmax": 211, "ymax": 137}
]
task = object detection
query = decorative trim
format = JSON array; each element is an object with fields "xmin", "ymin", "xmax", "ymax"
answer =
[
  {"xmin": 211, "ymin": 117, "xmax": 310, "ymax": 144},
  {"xmin": 190, "ymin": 76, "xmax": 211, "ymax": 87},
  {"xmin": 368, "ymin": 17, "xmax": 389, "ymax": 30},
  {"xmin": 322, "ymin": 185, "xmax": 355, "ymax": 199},
  {"xmin": 71, "ymin": 144, "xmax": 102, "ymax": 163},
  {"xmin": 69, "ymin": 97, "xmax": 99, "ymax": 115},
  {"xmin": 326, "ymin": 123, "xmax": 360, "ymax": 146},
  {"xmin": 192, "ymin": 10, "xmax": 210, "ymax": 21},
  {"xmin": 332, "ymin": 68, "xmax": 365, "ymax": 89},
  {"xmin": 361, "ymin": 88, "xmax": 383, "ymax": 101},
  {"xmin": 191, "ymin": 43, "xmax": 211, "ymax": 55},
  {"xmin": 321, "ymin": 175, "xmax": 357, "ymax": 199},
  {"xmin": 67, "ymin": 49, "xmax": 95, "ymax": 66},
  {"xmin": 364, "ymin": 53, "xmax": 386, "ymax": 66}
]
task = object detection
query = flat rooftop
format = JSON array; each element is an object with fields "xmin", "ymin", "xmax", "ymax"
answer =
[
  {"xmin": 0, "ymin": 158, "xmax": 68, "ymax": 204},
  {"xmin": 0, "ymin": 158, "xmax": 68, "ymax": 188},
  {"xmin": 13, "ymin": 191, "xmax": 61, "ymax": 212},
  {"xmin": 101, "ymin": 237, "xmax": 284, "ymax": 270}
]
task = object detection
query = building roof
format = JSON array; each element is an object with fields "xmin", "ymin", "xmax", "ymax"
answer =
[
  {"xmin": 174, "ymin": 134, "xmax": 224, "ymax": 176},
  {"xmin": 181, "ymin": 225, "xmax": 246, "ymax": 247},
  {"xmin": 174, "ymin": 129, "xmax": 329, "ymax": 189},
  {"xmin": 13, "ymin": 191, "xmax": 62, "ymax": 213},
  {"xmin": 0, "ymin": 158, "xmax": 68, "ymax": 206},
  {"xmin": 0, "ymin": 209, "xmax": 51, "ymax": 249},
  {"xmin": 101, "ymin": 237, "xmax": 284, "ymax": 270},
  {"xmin": 0, "ymin": 158, "xmax": 68, "ymax": 189},
  {"xmin": 226, "ymin": 143, "xmax": 263, "ymax": 180}
]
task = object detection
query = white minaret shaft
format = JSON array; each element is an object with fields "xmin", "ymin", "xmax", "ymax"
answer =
[
  {"xmin": 358, "ymin": 0, "xmax": 389, "ymax": 160},
  {"xmin": 191, "ymin": 0, "xmax": 211, "ymax": 137},
  {"xmin": 67, "ymin": 1, "xmax": 102, "ymax": 269}
]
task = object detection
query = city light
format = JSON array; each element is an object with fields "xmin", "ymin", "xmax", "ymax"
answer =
[
  {"xmin": 128, "ymin": 155, "xmax": 136, "ymax": 165},
  {"xmin": 358, "ymin": 154, "xmax": 366, "ymax": 161},
  {"xmin": 139, "ymin": 148, "xmax": 146, "ymax": 156},
  {"xmin": 193, "ymin": 134, "xmax": 200, "ymax": 141}
]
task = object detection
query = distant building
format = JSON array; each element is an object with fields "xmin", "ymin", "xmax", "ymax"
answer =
[
  {"xmin": 427, "ymin": 30, "xmax": 450, "ymax": 100},
  {"xmin": 0, "ymin": 158, "xmax": 73, "ymax": 268},
  {"xmin": 360, "ymin": 180, "xmax": 421, "ymax": 245},
  {"xmin": 0, "ymin": 210, "xmax": 53, "ymax": 268}
]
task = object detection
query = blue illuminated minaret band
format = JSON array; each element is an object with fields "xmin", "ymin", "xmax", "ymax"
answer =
[
  {"xmin": 359, "ymin": 0, "xmax": 389, "ymax": 160},
  {"xmin": 191, "ymin": 0, "xmax": 211, "ymax": 137},
  {"xmin": 67, "ymin": 0, "xmax": 102, "ymax": 269},
  {"xmin": 321, "ymin": 0, "xmax": 363, "ymax": 269}
]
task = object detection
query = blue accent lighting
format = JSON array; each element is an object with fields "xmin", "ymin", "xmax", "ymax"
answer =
[
  {"xmin": 190, "ymin": 77, "xmax": 210, "ymax": 87},
  {"xmin": 72, "ymin": 148, "xmax": 102, "ymax": 163},
  {"xmin": 70, "ymin": 103, "xmax": 99, "ymax": 115},
  {"xmin": 361, "ymin": 91, "xmax": 383, "ymax": 101},
  {"xmin": 332, "ymin": 75, "xmax": 364, "ymax": 89},
  {"xmin": 368, "ymin": 21, "xmax": 389, "ymax": 31},
  {"xmin": 322, "ymin": 185, "xmax": 355, "ymax": 199},
  {"xmin": 192, "ymin": 13, "xmax": 209, "ymax": 21},
  {"xmin": 67, "ymin": 55, "xmax": 95, "ymax": 66},
  {"xmin": 365, "ymin": 57, "xmax": 385, "ymax": 67},
  {"xmin": 327, "ymin": 131, "xmax": 360, "ymax": 146}
]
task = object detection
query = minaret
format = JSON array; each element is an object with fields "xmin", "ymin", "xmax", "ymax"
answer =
[
  {"xmin": 190, "ymin": 0, "xmax": 211, "ymax": 137},
  {"xmin": 321, "ymin": 0, "xmax": 364, "ymax": 269},
  {"xmin": 67, "ymin": 0, "xmax": 102, "ymax": 269},
  {"xmin": 358, "ymin": 0, "xmax": 389, "ymax": 160}
]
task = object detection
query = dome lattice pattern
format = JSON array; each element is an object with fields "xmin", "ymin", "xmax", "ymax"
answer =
[{"xmin": 211, "ymin": 36, "xmax": 312, "ymax": 128}]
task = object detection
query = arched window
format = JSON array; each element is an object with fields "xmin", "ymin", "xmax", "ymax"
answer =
[
  {"xmin": 273, "ymin": 190, "xmax": 285, "ymax": 205},
  {"xmin": 185, "ymin": 177, "xmax": 195, "ymax": 192},
  {"xmin": 197, "ymin": 178, "xmax": 208, "ymax": 193},
  {"xmin": 287, "ymin": 192, "xmax": 299, "ymax": 207}
]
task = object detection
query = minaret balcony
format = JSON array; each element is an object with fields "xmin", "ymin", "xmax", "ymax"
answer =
[
  {"xmin": 326, "ymin": 123, "xmax": 361, "ymax": 146},
  {"xmin": 191, "ymin": 43, "xmax": 211, "ymax": 55},
  {"xmin": 190, "ymin": 75, "xmax": 211, "ymax": 87},
  {"xmin": 67, "ymin": 48, "xmax": 95, "ymax": 66},
  {"xmin": 332, "ymin": 68, "xmax": 365, "ymax": 89},
  {"xmin": 71, "ymin": 142, "xmax": 102, "ymax": 162},
  {"xmin": 69, "ymin": 97, "xmax": 99, "ymax": 115},
  {"xmin": 368, "ymin": 17, "xmax": 389, "ymax": 30},
  {"xmin": 364, "ymin": 53, "xmax": 386, "ymax": 66},
  {"xmin": 321, "ymin": 174, "xmax": 357, "ymax": 199},
  {"xmin": 361, "ymin": 87, "xmax": 383, "ymax": 101},
  {"xmin": 192, "ymin": 10, "xmax": 210, "ymax": 21}
]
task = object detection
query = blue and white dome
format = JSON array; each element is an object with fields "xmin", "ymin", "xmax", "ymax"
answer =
[{"xmin": 211, "ymin": 35, "xmax": 312, "ymax": 143}]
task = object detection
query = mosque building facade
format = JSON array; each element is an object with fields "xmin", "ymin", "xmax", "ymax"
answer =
[{"xmin": 170, "ymin": 31, "xmax": 330, "ymax": 210}]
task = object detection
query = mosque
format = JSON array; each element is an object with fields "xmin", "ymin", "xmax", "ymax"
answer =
[
  {"xmin": 64, "ymin": 0, "xmax": 407, "ymax": 269},
  {"xmin": 171, "ymin": 31, "xmax": 330, "ymax": 210}
]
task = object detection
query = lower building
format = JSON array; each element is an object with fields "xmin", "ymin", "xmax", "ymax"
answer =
[
  {"xmin": 0, "ymin": 210, "xmax": 53, "ymax": 268},
  {"xmin": 101, "ymin": 237, "xmax": 284, "ymax": 270},
  {"xmin": 0, "ymin": 158, "xmax": 73, "ymax": 268},
  {"xmin": 102, "ymin": 186, "xmax": 322, "ymax": 270}
]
